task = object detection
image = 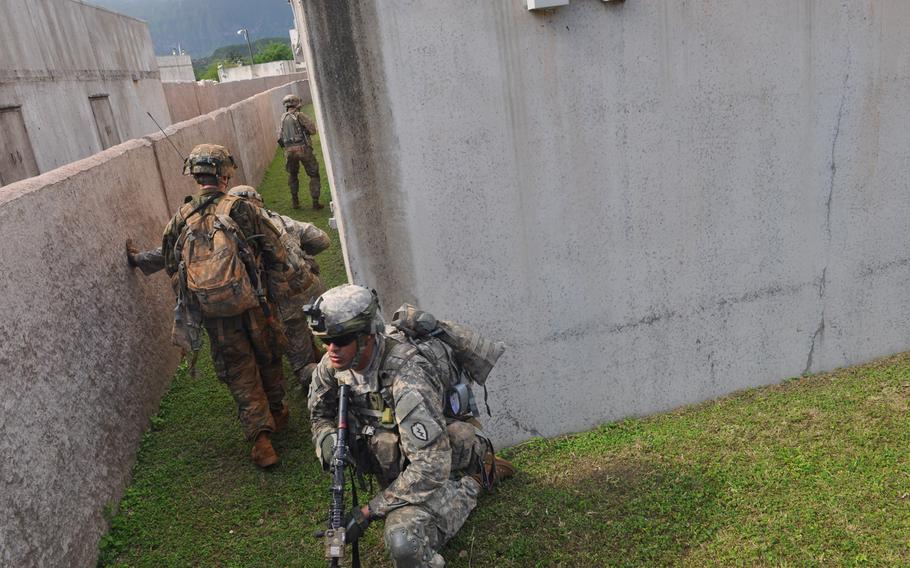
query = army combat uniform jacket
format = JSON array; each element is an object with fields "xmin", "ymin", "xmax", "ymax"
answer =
[{"xmin": 309, "ymin": 333, "xmax": 486, "ymax": 567}]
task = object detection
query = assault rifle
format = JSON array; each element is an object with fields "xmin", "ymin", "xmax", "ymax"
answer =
[{"xmin": 314, "ymin": 384, "xmax": 361, "ymax": 568}]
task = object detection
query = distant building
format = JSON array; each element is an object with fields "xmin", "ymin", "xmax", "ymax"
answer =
[
  {"xmin": 0, "ymin": 0, "xmax": 171, "ymax": 188},
  {"xmin": 156, "ymin": 54, "xmax": 195, "ymax": 83},
  {"xmin": 217, "ymin": 60, "xmax": 301, "ymax": 83}
]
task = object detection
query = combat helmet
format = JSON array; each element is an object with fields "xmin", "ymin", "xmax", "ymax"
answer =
[
  {"xmin": 282, "ymin": 94, "xmax": 302, "ymax": 109},
  {"xmin": 305, "ymin": 284, "xmax": 382, "ymax": 338},
  {"xmin": 228, "ymin": 185, "xmax": 263, "ymax": 206},
  {"xmin": 183, "ymin": 143, "xmax": 236, "ymax": 178}
]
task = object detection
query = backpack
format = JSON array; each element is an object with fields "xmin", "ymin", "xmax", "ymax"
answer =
[
  {"xmin": 174, "ymin": 194, "xmax": 261, "ymax": 318},
  {"xmin": 382, "ymin": 303, "xmax": 506, "ymax": 419},
  {"xmin": 280, "ymin": 111, "xmax": 308, "ymax": 147}
]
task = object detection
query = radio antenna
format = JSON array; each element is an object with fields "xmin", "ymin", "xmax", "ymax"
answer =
[{"xmin": 147, "ymin": 112, "xmax": 185, "ymax": 161}]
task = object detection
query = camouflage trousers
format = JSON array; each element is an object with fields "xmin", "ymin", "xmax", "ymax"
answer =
[
  {"xmin": 204, "ymin": 308, "xmax": 286, "ymax": 441},
  {"xmin": 380, "ymin": 422, "xmax": 487, "ymax": 567},
  {"xmin": 281, "ymin": 313, "xmax": 319, "ymax": 376},
  {"xmin": 285, "ymin": 144, "xmax": 321, "ymax": 200},
  {"xmin": 383, "ymin": 477, "xmax": 481, "ymax": 568}
]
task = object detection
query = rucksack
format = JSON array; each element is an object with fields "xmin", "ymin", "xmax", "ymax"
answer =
[
  {"xmin": 174, "ymin": 194, "xmax": 261, "ymax": 318},
  {"xmin": 382, "ymin": 303, "xmax": 506, "ymax": 419},
  {"xmin": 280, "ymin": 111, "xmax": 308, "ymax": 146}
]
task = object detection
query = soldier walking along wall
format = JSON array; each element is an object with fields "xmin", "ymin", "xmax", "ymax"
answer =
[
  {"xmin": 0, "ymin": 80, "xmax": 309, "ymax": 568},
  {"xmin": 297, "ymin": 1, "xmax": 910, "ymax": 447}
]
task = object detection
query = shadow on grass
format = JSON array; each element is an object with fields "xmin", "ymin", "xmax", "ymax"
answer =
[{"xmin": 444, "ymin": 456, "xmax": 725, "ymax": 568}]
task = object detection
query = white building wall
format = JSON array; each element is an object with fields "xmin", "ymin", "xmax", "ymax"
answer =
[
  {"xmin": 298, "ymin": 1, "xmax": 910, "ymax": 447},
  {"xmin": 218, "ymin": 60, "xmax": 298, "ymax": 83},
  {"xmin": 156, "ymin": 54, "xmax": 195, "ymax": 82},
  {"xmin": 0, "ymin": 0, "xmax": 171, "ymax": 185}
]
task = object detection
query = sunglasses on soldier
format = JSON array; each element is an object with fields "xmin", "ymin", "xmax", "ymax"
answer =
[{"xmin": 321, "ymin": 333, "xmax": 359, "ymax": 347}]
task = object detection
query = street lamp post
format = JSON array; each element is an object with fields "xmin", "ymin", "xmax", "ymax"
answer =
[{"xmin": 237, "ymin": 28, "xmax": 255, "ymax": 68}]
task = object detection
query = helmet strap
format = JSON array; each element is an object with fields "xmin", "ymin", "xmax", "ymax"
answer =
[{"xmin": 349, "ymin": 334, "xmax": 372, "ymax": 371}]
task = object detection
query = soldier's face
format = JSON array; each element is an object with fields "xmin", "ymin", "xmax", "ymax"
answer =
[{"xmin": 325, "ymin": 334, "xmax": 374, "ymax": 371}]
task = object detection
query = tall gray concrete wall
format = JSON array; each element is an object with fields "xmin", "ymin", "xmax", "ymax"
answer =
[
  {"xmin": 0, "ymin": 0, "xmax": 171, "ymax": 180},
  {"xmin": 299, "ymin": 1, "xmax": 910, "ymax": 447},
  {"xmin": 0, "ymin": 80, "xmax": 308, "ymax": 568},
  {"xmin": 163, "ymin": 73, "xmax": 310, "ymax": 122}
]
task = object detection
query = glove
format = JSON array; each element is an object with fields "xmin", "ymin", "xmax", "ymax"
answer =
[
  {"xmin": 343, "ymin": 507, "xmax": 371, "ymax": 543},
  {"xmin": 319, "ymin": 433, "xmax": 337, "ymax": 469},
  {"xmin": 125, "ymin": 239, "xmax": 139, "ymax": 267}
]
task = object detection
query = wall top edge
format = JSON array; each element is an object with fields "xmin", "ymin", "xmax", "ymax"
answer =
[{"xmin": 0, "ymin": 137, "xmax": 152, "ymax": 208}]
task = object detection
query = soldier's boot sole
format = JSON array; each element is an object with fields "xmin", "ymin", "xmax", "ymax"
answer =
[{"xmin": 251, "ymin": 433, "xmax": 279, "ymax": 468}]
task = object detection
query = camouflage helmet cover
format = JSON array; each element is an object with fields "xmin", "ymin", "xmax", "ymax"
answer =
[
  {"xmin": 183, "ymin": 143, "xmax": 236, "ymax": 177},
  {"xmin": 228, "ymin": 185, "xmax": 263, "ymax": 206},
  {"xmin": 282, "ymin": 94, "xmax": 301, "ymax": 108},
  {"xmin": 305, "ymin": 284, "xmax": 381, "ymax": 337}
]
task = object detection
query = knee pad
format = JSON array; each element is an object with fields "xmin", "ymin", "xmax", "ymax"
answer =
[{"xmin": 386, "ymin": 526, "xmax": 423, "ymax": 568}]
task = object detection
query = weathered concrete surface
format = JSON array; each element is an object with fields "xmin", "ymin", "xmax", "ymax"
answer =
[
  {"xmin": 156, "ymin": 54, "xmax": 195, "ymax": 83},
  {"xmin": 0, "ymin": 139, "xmax": 179, "ymax": 567},
  {"xmin": 0, "ymin": 79, "xmax": 301, "ymax": 567},
  {"xmin": 0, "ymin": 0, "xmax": 171, "ymax": 180},
  {"xmin": 299, "ymin": 1, "xmax": 910, "ymax": 447},
  {"xmin": 163, "ymin": 74, "xmax": 310, "ymax": 122},
  {"xmin": 152, "ymin": 107, "xmax": 246, "ymax": 211}
]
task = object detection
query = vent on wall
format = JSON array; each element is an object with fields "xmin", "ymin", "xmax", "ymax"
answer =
[
  {"xmin": 526, "ymin": 0, "xmax": 569, "ymax": 8},
  {"xmin": 526, "ymin": 0, "xmax": 621, "ymax": 10}
]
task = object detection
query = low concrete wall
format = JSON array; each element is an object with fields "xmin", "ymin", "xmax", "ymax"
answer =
[
  {"xmin": 0, "ymin": 80, "xmax": 309, "ymax": 568},
  {"xmin": 299, "ymin": 1, "xmax": 910, "ymax": 448},
  {"xmin": 163, "ymin": 73, "xmax": 310, "ymax": 122}
]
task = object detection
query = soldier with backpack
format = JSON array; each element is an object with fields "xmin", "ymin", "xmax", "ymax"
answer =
[
  {"xmin": 161, "ymin": 144, "xmax": 292, "ymax": 468},
  {"xmin": 277, "ymin": 94, "xmax": 322, "ymax": 210},
  {"xmin": 127, "ymin": 185, "xmax": 331, "ymax": 391},
  {"xmin": 226, "ymin": 186, "xmax": 330, "ymax": 388},
  {"xmin": 306, "ymin": 284, "xmax": 515, "ymax": 567}
]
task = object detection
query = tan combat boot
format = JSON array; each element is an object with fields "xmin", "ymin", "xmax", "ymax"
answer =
[
  {"xmin": 272, "ymin": 403, "xmax": 290, "ymax": 433},
  {"xmin": 470, "ymin": 450, "xmax": 515, "ymax": 490},
  {"xmin": 251, "ymin": 432, "xmax": 279, "ymax": 468}
]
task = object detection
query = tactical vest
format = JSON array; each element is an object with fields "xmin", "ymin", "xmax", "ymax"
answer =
[
  {"xmin": 280, "ymin": 111, "xmax": 309, "ymax": 147},
  {"xmin": 343, "ymin": 333, "xmax": 486, "ymax": 486}
]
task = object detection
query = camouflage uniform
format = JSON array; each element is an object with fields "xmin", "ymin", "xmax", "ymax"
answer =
[
  {"xmin": 264, "ymin": 209, "xmax": 330, "ymax": 378},
  {"xmin": 162, "ymin": 187, "xmax": 290, "ymax": 442},
  {"xmin": 133, "ymin": 204, "xmax": 330, "ymax": 385},
  {"xmin": 277, "ymin": 106, "xmax": 321, "ymax": 208},
  {"xmin": 309, "ymin": 332, "xmax": 489, "ymax": 567}
]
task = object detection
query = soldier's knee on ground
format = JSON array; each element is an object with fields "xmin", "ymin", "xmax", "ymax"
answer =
[{"xmin": 385, "ymin": 526, "xmax": 427, "ymax": 568}]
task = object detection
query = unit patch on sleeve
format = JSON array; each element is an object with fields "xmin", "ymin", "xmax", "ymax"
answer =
[{"xmin": 411, "ymin": 422, "xmax": 428, "ymax": 442}]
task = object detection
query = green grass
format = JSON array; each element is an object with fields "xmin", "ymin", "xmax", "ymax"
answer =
[{"xmin": 100, "ymin": 108, "xmax": 910, "ymax": 566}]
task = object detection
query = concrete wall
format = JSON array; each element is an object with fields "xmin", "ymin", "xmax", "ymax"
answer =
[
  {"xmin": 156, "ymin": 54, "xmax": 195, "ymax": 83},
  {"xmin": 0, "ymin": 0, "xmax": 171, "ymax": 183},
  {"xmin": 163, "ymin": 73, "xmax": 309, "ymax": 122},
  {"xmin": 299, "ymin": 1, "xmax": 910, "ymax": 447},
  {"xmin": 0, "ymin": 80, "xmax": 308, "ymax": 568},
  {"xmin": 219, "ymin": 60, "xmax": 300, "ymax": 83}
]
